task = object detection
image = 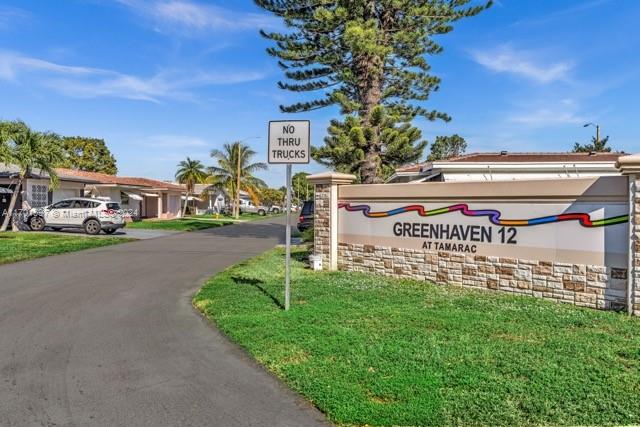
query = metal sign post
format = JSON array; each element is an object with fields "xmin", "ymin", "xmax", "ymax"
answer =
[
  {"xmin": 285, "ymin": 164, "xmax": 292, "ymax": 310},
  {"xmin": 268, "ymin": 120, "xmax": 310, "ymax": 311}
]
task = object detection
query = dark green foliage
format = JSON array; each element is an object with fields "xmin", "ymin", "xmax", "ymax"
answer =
[
  {"xmin": 58, "ymin": 136, "xmax": 118, "ymax": 174},
  {"xmin": 260, "ymin": 187, "xmax": 285, "ymax": 206},
  {"xmin": 573, "ymin": 135, "xmax": 613, "ymax": 153},
  {"xmin": 301, "ymin": 225, "xmax": 314, "ymax": 243},
  {"xmin": 195, "ymin": 248, "xmax": 640, "ymax": 426},
  {"xmin": 292, "ymin": 172, "xmax": 313, "ymax": 204},
  {"xmin": 313, "ymin": 106, "xmax": 427, "ymax": 181},
  {"xmin": 428, "ymin": 133, "xmax": 467, "ymax": 161},
  {"xmin": 255, "ymin": 0, "xmax": 491, "ymax": 182}
]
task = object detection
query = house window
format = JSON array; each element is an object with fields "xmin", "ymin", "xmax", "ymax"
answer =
[{"xmin": 30, "ymin": 184, "xmax": 48, "ymax": 208}]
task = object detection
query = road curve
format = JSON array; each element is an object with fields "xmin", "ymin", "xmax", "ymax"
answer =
[{"xmin": 0, "ymin": 218, "xmax": 328, "ymax": 426}]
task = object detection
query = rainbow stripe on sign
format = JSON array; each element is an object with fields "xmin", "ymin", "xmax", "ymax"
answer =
[{"xmin": 338, "ymin": 203, "xmax": 628, "ymax": 228}]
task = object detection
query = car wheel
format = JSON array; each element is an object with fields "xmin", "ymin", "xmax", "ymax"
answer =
[
  {"xmin": 272, "ymin": 208, "xmax": 280, "ymax": 214},
  {"xmin": 103, "ymin": 229, "xmax": 117, "ymax": 235},
  {"xmin": 84, "ymin": 219, "xmax": 101, "ymax": 235},
  {"xmin": 258, "ymin": 209, "xmax": 266, "ymax": 216},
  {"xmin": 29, "ymin": 216, "xmax": 46, "ymax": 231}
]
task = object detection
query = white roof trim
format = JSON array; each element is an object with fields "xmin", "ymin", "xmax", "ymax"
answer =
[{"xmin": 123, "ymin": 191, "xmax": 143, "ymax": 201}]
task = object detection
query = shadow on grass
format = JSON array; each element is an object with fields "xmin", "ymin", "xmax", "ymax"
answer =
[
  {"xmin": 291, "ymin": 251, "xmax": 309, "ymax": 264},
  {"xmin": 232, "ymin": 275, "xmax": 284, "ymax": 310}
]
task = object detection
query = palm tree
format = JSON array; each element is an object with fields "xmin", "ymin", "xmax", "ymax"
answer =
[
  {"xmin": 0, "ymin": 123, "xmax": 11, "ymax": 161},
  {"xmin": 0, "ymin": 121, "xmax": 63, "ymax": 232},
  {"xmin": 209, "ymin": 142, "xmax": 267, "ymax": 219},
  {"xmin": 175, "ymin": 157, "xmax": 207, "ymax": 217}
]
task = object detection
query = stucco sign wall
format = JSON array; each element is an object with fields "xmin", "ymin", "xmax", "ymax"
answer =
[{"xmin": 338, "ymin": 200, "xmax": 629, "ymax": 268}]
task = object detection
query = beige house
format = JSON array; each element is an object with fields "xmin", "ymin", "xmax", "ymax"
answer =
[
  {"xmin": 57, "ymin": 169, "xmax": 185, "ymax": 219},
  {"xmin": 388, "ymin": 152, "xmax": 625, "ymax": 183},
  {"xmin": 1, "ymin": 165, "xmax": 185, "ymax": 222}
]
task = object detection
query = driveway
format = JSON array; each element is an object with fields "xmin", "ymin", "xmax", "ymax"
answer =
[
  {"xmin": 0, "ymin": 217, "xmax": 328, "ymax": 426},
  {"xmin": 36, "ymin": 227, "xmax": 181, "ymax": 240}
]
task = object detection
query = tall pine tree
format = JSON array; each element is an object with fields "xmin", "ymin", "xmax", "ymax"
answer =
[
  {"xmin": 573, "ymin": 135, "xmax": 613, "ymax": 153},
  {"xmin": 314, "ymin": 106, "xmax": 426, "ymax": 181},
  {"xmin": 255, "ymin": 0, "xmax": 491, "ymax": 183}
]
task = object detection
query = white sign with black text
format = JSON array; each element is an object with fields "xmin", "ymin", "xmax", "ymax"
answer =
[{"xmin": 268, "ymin": 120, "xmax": 310, "ymax": 164}]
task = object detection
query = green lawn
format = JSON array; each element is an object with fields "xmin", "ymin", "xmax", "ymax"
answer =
[
  {"xmin": 127, "ymin": 218, "xmax": 233, "ymax": 231},
  {"xmin": 0, "ymin": 232, "xmax": 134, "ymax": 265},
  {"xmin": 194, "ymin": 248, "xmax": 640, "ymax": 426}
]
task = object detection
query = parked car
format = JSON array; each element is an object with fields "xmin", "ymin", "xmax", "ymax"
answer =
[
  {"xmin": 297, "ymin": 200, "xmax": 314, "ymax": 232},
  {"xmin": 235, "ymin": 200, "xmax": 268, "ymax": 216},
  {"xmin": 269, "ymin": 205, "xmax": 282, "ymax": 214},
  {"xmin": 26, "ymin": 198, "xmax": 126, "ymax": 235}
]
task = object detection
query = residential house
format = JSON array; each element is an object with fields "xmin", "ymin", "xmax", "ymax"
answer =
[
  {"xmin": 58, "ymin": 169, "xmax": 185, "ymax": 219},
  {"xmin": 191, "ymin": 184, "xmax": 229, "ymax": 214},
  {"xmin": 387, "ymin": 152, "xmax": 625, "ymax": 183},
  {"xmin": 0, "ymin": 164, "xmax": 186, "ymax": 224},
  {"xmin": 0, "ymin": 163, "xmax": 101, "ymax": 225}
]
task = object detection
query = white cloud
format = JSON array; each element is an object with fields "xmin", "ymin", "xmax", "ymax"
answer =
[
  {"xmin": 508, "ymin": 106, "xmax": 586, "ymax": 127},
  {"xmin": 0, "ymin": 50, "xmax": 265, "ymax": 102},
  {"xmin": 470, "ymin": 45, "xmax": 572, "ymax": 84},
  {"xmin": 0, "ymin": 51, "xmax": 101, "ymax": 81},
  {"xmin": 511, "ymin": 0, "xmax": 611, "ymax": 28},
  {"xmin": 117, "ymin": 0, "xmax": 280, "ymax": 34},
  {"xmin": 0, "ymin": 6, "xmax": 29, "ymax": 30}
]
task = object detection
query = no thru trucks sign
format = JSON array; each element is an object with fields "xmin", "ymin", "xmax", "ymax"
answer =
[
  {"xmin": 267, "ymin": 119, "xmax": 311, "ymax": 311},
  {"xmin": 268, "ymin": 120, "xmax": 310, "ymax": 164}
]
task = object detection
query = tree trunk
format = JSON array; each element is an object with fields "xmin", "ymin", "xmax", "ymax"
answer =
[
  {"xmin": 1, "ymin": 178, "xmax": 22, "ymax": 232},
  {"xmin": 182, "ymin": 192, "xmax": 189, "ymax": 217},
  {"xmin": 358, "ymin": 57, "xmax": 383, "ymax": 184},
  {"xmin": 357, "ymin": 0, "xmax": 393, "ymax": 184}
]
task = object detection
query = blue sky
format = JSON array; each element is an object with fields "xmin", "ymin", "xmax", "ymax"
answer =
[{"xmin": 0, "ymin": 0, "xmax": 638, "ymax": 186}]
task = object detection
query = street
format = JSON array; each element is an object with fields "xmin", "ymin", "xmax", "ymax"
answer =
[{"xmin": 0, "ymin": 217, "xmax": 327, "ymax": 426}]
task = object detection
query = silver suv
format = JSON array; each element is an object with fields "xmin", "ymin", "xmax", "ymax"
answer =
[{"xmin": 26, "ymin": 198, "xmax": 126, "ymax": 235}]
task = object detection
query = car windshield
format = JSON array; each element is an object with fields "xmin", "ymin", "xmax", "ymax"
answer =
[
  {"xmin": 50, "ymin": 200, "xmax": 72, "ymax": 209},
  {"xmin": 301, "ymin": 201, "xmax": 314, "ymax": 215}
]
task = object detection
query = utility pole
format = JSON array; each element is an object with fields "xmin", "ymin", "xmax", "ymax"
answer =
[{"xmin": 584, "ymin": 122, "xmax": 601, "ymax": 147}]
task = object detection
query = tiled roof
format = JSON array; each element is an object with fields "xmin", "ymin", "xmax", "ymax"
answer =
[
  {"xmin": 55, "ymin": 168, "xmax": 185, "ymax": 190},
  {"xmin": 396, "ymin": 152, "xmax": 625, "ymax": 172}
]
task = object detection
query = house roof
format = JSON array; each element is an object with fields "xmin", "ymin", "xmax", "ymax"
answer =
[
  {"xmin": 55, "ymin": 168, "xmax": 185, "ymax": 191},
  {"xmin": 396, "ymin": 152, "xmax": 625, "ymax": 173},
  {"xmin": 0, "ymin": 163, "xmax": 100, "ymax": 183}
]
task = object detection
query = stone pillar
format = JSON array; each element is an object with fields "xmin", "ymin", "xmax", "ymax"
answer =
[
  {"xmin": 307, "ymin": 172, "xmax": 357, "ymax": 271},
  {"xmin": 616, "ymin": 154, "xmax": 640, "ymax": 315}
]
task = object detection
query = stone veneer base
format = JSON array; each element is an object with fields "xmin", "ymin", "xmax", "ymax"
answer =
[{"xmin": 339, "ymin": 242, "xmax": 628, "ymax": 311}]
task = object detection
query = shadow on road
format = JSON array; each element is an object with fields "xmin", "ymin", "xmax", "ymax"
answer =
[{"xmin": 196, "ymin": 219, "xmax": 288, "ymax": 244}]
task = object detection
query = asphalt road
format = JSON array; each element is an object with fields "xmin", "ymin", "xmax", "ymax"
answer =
[
  {"xmin": 0, "ymin": 217, "xmax": 328, "ymax": 426},
  {"xmin": 36, "ymin": 227, "xmax": 181, "ymax": 240}
]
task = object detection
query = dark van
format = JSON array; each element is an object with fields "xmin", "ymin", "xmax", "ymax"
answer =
[{"xmin": 297, "ymin": 200, "xmax": 314, "ymax": 232}]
